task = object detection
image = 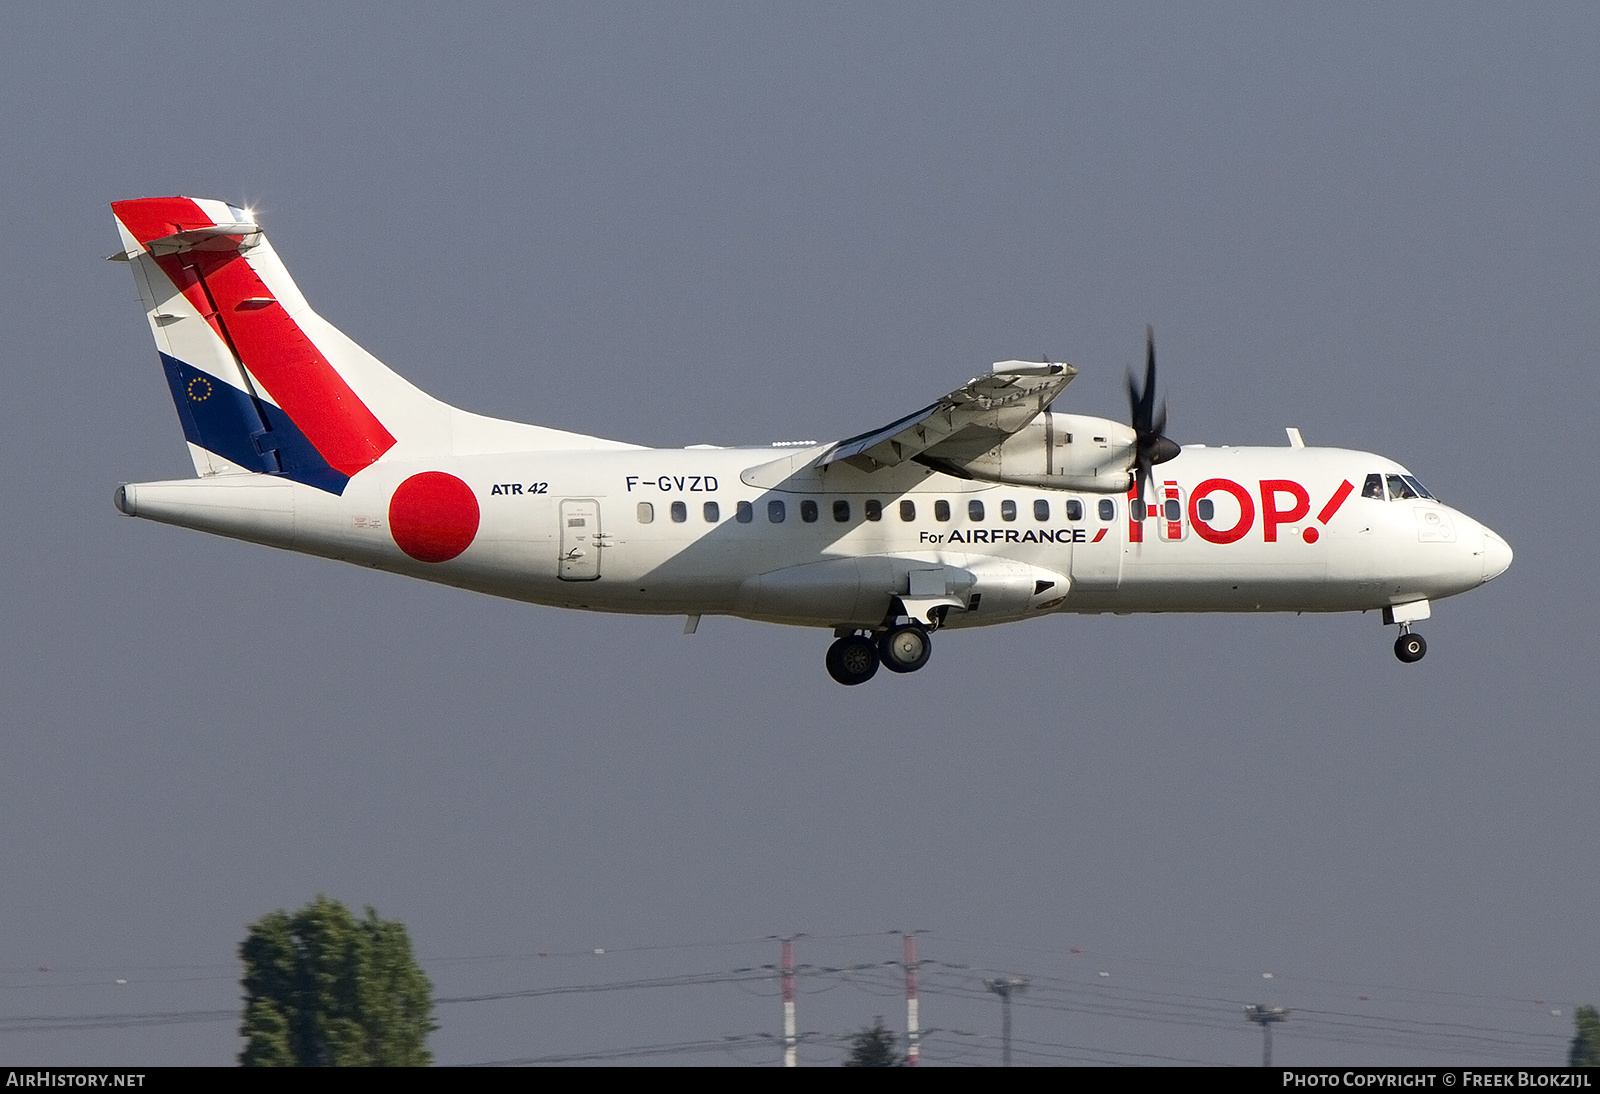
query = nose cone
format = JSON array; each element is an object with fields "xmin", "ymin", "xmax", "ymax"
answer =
[{"xmin": 1481, "ymin": 529, "xmax": 1513, "ymax": 582}]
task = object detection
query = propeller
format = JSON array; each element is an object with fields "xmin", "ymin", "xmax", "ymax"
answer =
[{"xmin": 1125, "ymin": 325, "xmax": 1181, "ymax": 511}]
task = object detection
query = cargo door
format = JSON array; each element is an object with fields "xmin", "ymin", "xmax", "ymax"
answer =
[{"xmin": 1069, "ymin": 495, "xmax": 1123, "ymax": 589}]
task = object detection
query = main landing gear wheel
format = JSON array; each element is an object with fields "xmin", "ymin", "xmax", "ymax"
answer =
[
  {"xmin": 1394, "ymin": 632, "xmax": 1427, "ymax": 664},
  {"xmin": 826, "ymin": 635, "xmax": 880, "ymax": 686},
  {"xmin": 879, "ymin": 623, "xmax": 932, "ymax": 674}
]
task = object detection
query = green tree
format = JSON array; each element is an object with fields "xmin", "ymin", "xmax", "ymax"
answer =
[
  {"xmin": 1571, "ymin": 1005, "xmax": 1600, "ymax": 1067},
  {"xmin": 844, "ymin": 1016, "xmax": 904, "ymax": 1067},
  {"xmin": 238, "ymin": 894, "xmax": 436, "ymax": 1066}
]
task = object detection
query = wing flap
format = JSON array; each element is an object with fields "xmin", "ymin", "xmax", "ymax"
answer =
[{"xmin": 824, "ymin": 361, "xmax": 1076, "ymax": 471}]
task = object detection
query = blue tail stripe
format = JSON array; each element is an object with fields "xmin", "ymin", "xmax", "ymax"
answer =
[{"xmin": 158, "ymin": 353, "xmax": 351, "ymax": 495}]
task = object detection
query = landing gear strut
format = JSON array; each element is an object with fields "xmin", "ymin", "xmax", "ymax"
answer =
[
  {"xmin": 1393, "ymin": 629, "xmax": 1427, "ymax": 664},
  {"xmin": 825, "ymin": 634, "xmax": 880, "ymax": 686}
]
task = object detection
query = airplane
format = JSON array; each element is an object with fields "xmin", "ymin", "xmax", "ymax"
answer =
[{"xmin": 108, "ymin": 197, "xmax": 1512, "ymax": 685}]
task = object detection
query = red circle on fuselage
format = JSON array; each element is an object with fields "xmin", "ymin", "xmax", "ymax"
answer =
[{"xmin": 389, "ymin": 472, "xmax": 479, "ymax": 563}]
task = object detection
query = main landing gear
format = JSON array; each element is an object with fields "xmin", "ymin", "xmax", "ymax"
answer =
[
  {"xmin": 825, "ymin": 623, "xmax": 934, "ymax": 686},
  {"xmin": 1393, "ymin": 629, "xmax": 1427, "ymax": 664}
]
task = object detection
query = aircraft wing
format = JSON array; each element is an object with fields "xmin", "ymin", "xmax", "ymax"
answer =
[{"xmin": 823, "ymin": 361, "xmax": 1077, "ymax": 471}]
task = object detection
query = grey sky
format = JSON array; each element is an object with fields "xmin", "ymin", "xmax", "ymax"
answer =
[{"xmin": 1, "ymin": 2, "xmax": 1594, "ymax": 1065}]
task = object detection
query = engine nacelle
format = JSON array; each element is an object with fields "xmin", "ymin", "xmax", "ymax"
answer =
[{"xmin": 947, "ymin": 412, "xmax": 1140, "ymax": 493}]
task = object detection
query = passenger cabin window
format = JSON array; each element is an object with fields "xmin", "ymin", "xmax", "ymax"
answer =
[
  {"xmin": 832, "ymin": 499, "xmax": 850, "ymax": 522},
  {"xmin": 1036, "ymin": 499, "xmax": 1052, "ymax": 521},
  {"xmin": 736, "ymin": 500, "xmax": 753, "ymax": 523},
  {"xmin": 768, "ymin": 499, "xmax": 786, "ymax": 523},
  {"xmin": 1386, "ymin": 474, "xmax": 1420, "ymax": 500},
  {"xmin": 864, "ymin": 499, "xmax": 883, "ymax": 521},
  {"xmin": 671, "ymin": 501, "xmax": 687, "ymax": 523},
  {"xmin": 1164, "ymin": 499, "xmax": 1180, "ymax": 521},
  {"xmin": 1098, "ymin": 498, "xmax": 1115, "ymax": 521},
  {"xmin": 703, "ymin": 501, "xmax": 720, "ymax": 523},
  {"xmin": 801, "ymin": 500, "xmax": 819, "ymax": 523},
  {"xmin": 934, "ymin": 500, "xmax": 951, "ymax": 522},
  {"xmin": 1362, "ymin": 474, "xmax": 1385, "ymax": 500},
  {"xmin": 1063, "ymin": 499, "xmax": 1082, "ymax": 522},
  {"xmin": 899, "ymin": 500, "xmax": 916, "ymax": 521},
  {"xmin": 1000, "ymin": 499, "xmax": 1017, "ymax": 521},
  {"xmin": 637, "ymin": 502, "xmax": 655, "ymax": 524},
  {"xmin": 968, "ymin": 500, "xmax": 985, "ymax": 521},
  {"xmin": 1197, "ymin": 498, "xmax": 1215, "ymax": 521}
]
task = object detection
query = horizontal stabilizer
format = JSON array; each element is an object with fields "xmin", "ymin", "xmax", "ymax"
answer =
[{"xmin": 140, "ymin": 221, "xmax": 262, "ymax": 257}]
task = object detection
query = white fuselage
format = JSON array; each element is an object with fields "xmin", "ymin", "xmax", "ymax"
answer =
[{"xmin": 117, "ymin": 441, "xmax": 1512, "ymax": 631}]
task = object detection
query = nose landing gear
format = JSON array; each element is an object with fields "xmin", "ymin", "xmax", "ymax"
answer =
[
  {"xmin": 1383, "ymin": 601, "xmax": 1431, "ymax": 665},
  {"xmin": 1394, "ymin": 629, "xmax": 1427, "ymax": 664}
]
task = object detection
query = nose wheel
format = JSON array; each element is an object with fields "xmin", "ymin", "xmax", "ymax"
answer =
[{"xmin": 1393, "ymin": 631, "xmax": 1427, "ymax": 664}]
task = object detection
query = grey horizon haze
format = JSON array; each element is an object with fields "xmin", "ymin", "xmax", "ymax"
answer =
[{"xmin": 1, "ymin": 2, "xmax": 1594, "ymax": 1066}]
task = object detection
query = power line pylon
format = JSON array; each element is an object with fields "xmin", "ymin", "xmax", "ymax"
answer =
[
  {"xmin": 781, "ymin": 937, "xmax": 797, "ymax": 1067},
  {"xmin": 898, "ymin": 931, "xmax": 922, "ymax": 1067}
]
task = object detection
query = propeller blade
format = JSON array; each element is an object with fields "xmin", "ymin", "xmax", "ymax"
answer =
[
  {"xmin": 1126, "ymin": 325, "xmax": 1179, "ymax": 513},
  {"xmin": 1126, "ymin": 325, "xmax": 1159, "ymax": 434},
  {"xmin": 1143, "ymin": 323, "xmax": 1156, "ymax": 427}
]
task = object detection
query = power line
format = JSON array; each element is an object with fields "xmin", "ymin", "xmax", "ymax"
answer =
[{"xmin": 467, "ymin": 1033, "xmax": 777, "ymax": 1066}]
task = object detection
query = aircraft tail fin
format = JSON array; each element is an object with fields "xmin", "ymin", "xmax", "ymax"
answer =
[{"xmin": 112, "ymin": 197, "xmax": 631, "ymax": 494}]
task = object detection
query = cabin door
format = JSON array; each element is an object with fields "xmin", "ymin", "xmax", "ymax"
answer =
[{"xmin": 558, "ymin": 498, "xmax": 602, "ymax": 581}]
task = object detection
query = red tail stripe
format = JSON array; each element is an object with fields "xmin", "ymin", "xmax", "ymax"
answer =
[{"xmin": 111, "ymin": 196, "xmax": 213, "ymax": 246}]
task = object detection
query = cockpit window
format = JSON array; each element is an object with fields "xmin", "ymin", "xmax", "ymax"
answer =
[
  {"xmin": 1402, "ymin": 475, "xmax": 1436, "ymax": 500},
  {"xmin": 1387, "ymin": 474, "xmax": 1420, "ymax": 500},
  {"xmin": 1362, "ymin": 474, "xmax": 1385, "ymax": 500}
]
